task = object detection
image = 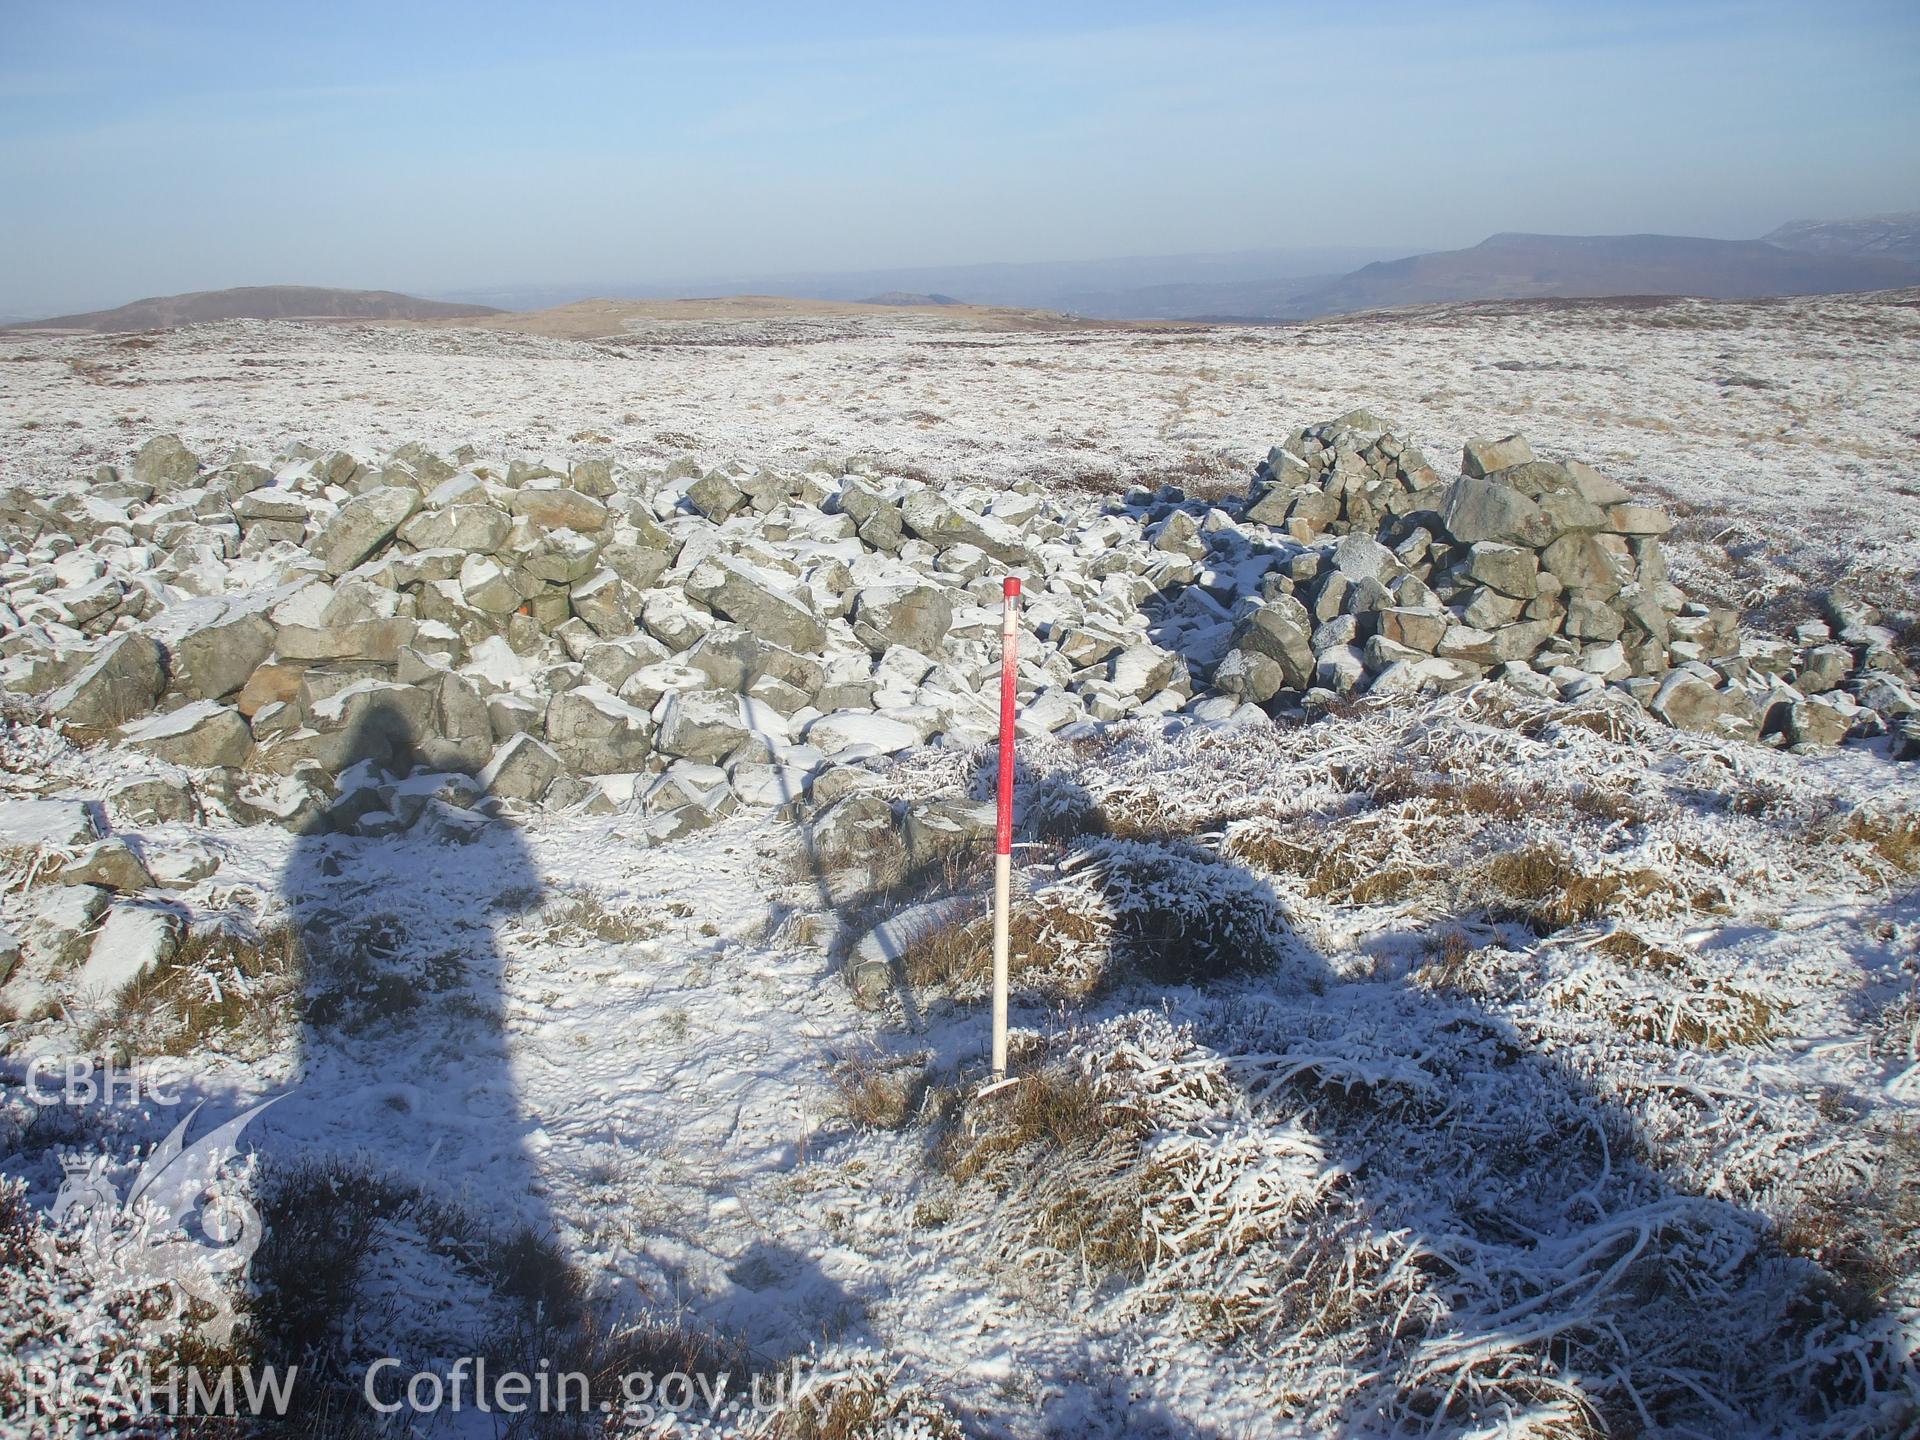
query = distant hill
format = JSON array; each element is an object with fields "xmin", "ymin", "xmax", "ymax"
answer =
[
  {"xmin": 422, "ymin": 246, "xmax": 1411, "ymax": 317},
  {"xmin": 7, "ymin": 285, "xmax": 504, "ymax": 332},
  {"xmin": 417, "ymin": 294, "xmax": 1140, "ymax": 339},
  {"xmin": 858, "ymin": 291, "xmax": 960, "ymax": 306},
  {"xmin": 13, "ymin": 214, "xmax": 1916, "ymax": 334},
  {"xmin": 1762, "ymin": 211, "xmax": 1920, "ymax": 265},
  {"xmin": 1276, "ymin": 229, "xmax": 1920, "ymax": 319}
]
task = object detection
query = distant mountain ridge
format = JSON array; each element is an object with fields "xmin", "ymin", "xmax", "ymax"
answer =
[
  {"xmin": 8, "ymin": 213, "xmax": 1915, "ymax": 331},
  {"xmin": 1267, "ymin": 222, "xmax": 1920, "ymax": 320},
  {"xmin": 7, "ymin": 285, "xmax": 503, "ymax": 332},
  {"xmin": 858, "ymin": 291, "xmax": 961, "ymax": 306},
  {"xmin": 1762, "ymin": 212, "xmax": 1920, "ymax": 264}
]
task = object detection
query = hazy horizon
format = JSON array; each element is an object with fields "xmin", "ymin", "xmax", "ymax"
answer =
[{"xmin": 3, "ymin": 1, "xmax": 1918, "ymax": 317}]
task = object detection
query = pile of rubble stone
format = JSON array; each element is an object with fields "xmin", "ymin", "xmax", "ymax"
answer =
[
  {"xmin": 1202, "ymin": 417, "xmax": 1877, "ymax": 748},
  {"xmin": 0, "ymin": 413, "xmax": 1913, "ymax": 857}
]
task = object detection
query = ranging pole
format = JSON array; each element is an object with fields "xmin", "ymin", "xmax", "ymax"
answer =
[{"xmin": 992, "ymin": 575, "xmax": 1022, "ymax": 1079}]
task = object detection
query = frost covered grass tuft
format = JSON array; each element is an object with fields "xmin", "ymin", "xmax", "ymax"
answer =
[
  {"xmin": 932, "ymin": 1028, "xmax": 1158, "ymax": 1275},
  {"xmin": 530, "ymin": 888, "xmax": 664, "ymax": 946},
  {"xmin": 1777, "ymin": 1127, "xmax": 1920, "ymax": 1325},
  {"xmin": 1822, "ymin": 808, "xmax": 1920, "ymax": 877},
  {"xmin": 88, "ymin": 920, "xmax": 302, "ymax": 1058},
  {"xmin": 299, "ymin": 910, "xmax": 466, "ymax": 1033},
  {"xmin": 762, "ymin": 1353, "xmax": 967, "ymax": 1439},
  {"xmin": 830, "ymin": 1049, "xmax": 932, "ymax": 1131},
  {"xmin": 896, "ymin": 836, "xmax": 1291, "ymax": 1001}
]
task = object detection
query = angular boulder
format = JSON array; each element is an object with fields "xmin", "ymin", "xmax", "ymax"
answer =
[
  {"xmin": 685, "ymin": 557, "xmax": 826, "ymax": 653},
  {"xmin": 806, "ymin": 711, "xmax": 920, "ymax": 757},
  {"xmin": 545, "ymin": 686, "xmax": 653, "ymax": 774},
  {"xmin": 131, "ymin": 435, "xmax": 202, "ymax": 491},
  {"xmin": 1461, "ymin": 434, "xmax": 1535, "ymax": 479},
  {"xmin": 312, "ymin": 486, "xmax": 420, "ymax": 575},
  {"xmin": 45, "ymin": 634, "xmax": 167, "ymax": 728},
  {"xmin": 397, "ymin": 503, "xmax": 511, "ymax": 554},
  {"xmin": 655, "ymin": 689, "xmax": 750, "ymax": 764},
  {"xmin": 509, "ymin": 485, "xmax": 610, "ymax": 533},
  {"xmin": 1650, "ymin": 672, "xmax": 1761, "ymax": 742},
  {"xmin": 569, "ymin": 569, "xmax": 640, "ymax": 638},
  {"xmin": 1442, "ymin": 476, "xmax": 1555, "ymax": 549},
  {"xmin": 852, "ymin": 582, "xmax": 955, "ymax": 657},
  {"xmin": 121, "ymin": 700, "xmax": 252, "ymax": 769},
  {"xmin": 169, "ymin": 609, "xmax": 275, "ymax": 701},
  {"xmin": 899, "ymin": 491, "xmax": 1032, "ymax": 566},
  {"xmin": 478, "ymin": 733, "xmax": 563, "ymax": 802},
  {"xmin": 60, "ymin": 839, "xmax": 155, "ymax": 893}
]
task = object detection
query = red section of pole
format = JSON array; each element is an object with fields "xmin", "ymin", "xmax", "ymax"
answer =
[{"xmin": 996, "ymin": 577, "xmax": 1021, "ymax": 856}]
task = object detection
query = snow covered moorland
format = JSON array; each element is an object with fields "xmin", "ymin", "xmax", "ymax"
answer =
[{"xmin": 0, "ymin": 292, "xmax": 1915, "ymax": 1438}]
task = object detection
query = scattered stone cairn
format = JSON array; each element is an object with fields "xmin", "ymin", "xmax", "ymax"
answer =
[
  {"xmin": 0, "ymin": 415, "xmax": 1913, "ymax": 869},
  {"xmin": 1206, "ymin": 414, "xmax": 1865, "ymax": 745}
]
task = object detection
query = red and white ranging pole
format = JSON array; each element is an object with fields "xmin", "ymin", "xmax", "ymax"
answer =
[{"xmin": 991, "ymin": 575, "xmax": 1021, "ymax": 1080}]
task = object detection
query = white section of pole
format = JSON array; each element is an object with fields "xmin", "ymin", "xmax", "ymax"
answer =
[
  {"xmin": 991, "ymin": 850, "xmax": 1011, "ymax": 1078},
  {"xmin": 991, "ymin": 574, "xmax": 1021, "ymax": 1082}
]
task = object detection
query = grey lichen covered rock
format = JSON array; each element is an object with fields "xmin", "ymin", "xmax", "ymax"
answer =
[
  {"xmin": 131, "ymin": 434, "xmax": 202, "ymax": 491},
  {"xmin": 169, "ymin": 609, "xmax": 276, "ymax": 701},
  {"xmin": 313, "ymin": 487, "xmax": 421, "ymax": 575},
  {"xmin": 545, "ymin": 686, "xmax": 653, "ymax": 774},
  {"xmin": 46, "ymin": 634, "xmax": 167, "ymax": 728},
  {"xmin": 60, "ymin": 839, "xmax": 156, "ymax": 893},
  {"xmin": 852, "ymin": 582, "xmax": 954, "ymax": 657},
  {"xmin": 478, "ymin": 732, "xmax": 563, "ymax": 802},
  {"xmin": 121, "ymin": 700, "xmax": 253, "ymax": 768},
  {"xmin": 654, "ymin": 688, "xmax": 750, "ymax": 764}
]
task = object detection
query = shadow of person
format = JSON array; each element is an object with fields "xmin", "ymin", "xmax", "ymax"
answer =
[
  {"xmin": 923, "ymin": 764, "xmax": 1901, "ymax": 1438},
  {"xmin": 250, "ymin": 693, "xmax": 563, "ymax": 1399}
]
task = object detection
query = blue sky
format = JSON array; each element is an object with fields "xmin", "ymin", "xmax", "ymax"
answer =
[{"xmin": 1, "ymin": 1, "xmax": 1916, "ymax": 313}]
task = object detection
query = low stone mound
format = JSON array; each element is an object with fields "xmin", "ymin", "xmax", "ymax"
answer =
[
  {"xmin": 0, "ymin": 417, "xmax": 1911, "ymax": 856},
  {"xmin": 1204, "ymin": 415, "xmax": 1912, "ymax": 754}
]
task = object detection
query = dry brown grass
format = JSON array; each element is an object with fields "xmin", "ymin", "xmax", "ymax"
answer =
[
  {"xmin": 1777, "ymin": 1129, "xmax": 1920, "ymax": 1322},
  {"xmin": 897, "ymin": 835, "xmax": 1286, "ymax": 999},
  {"xmin": 1456, "ymin": 689, "xmax": 1557, "ymax": 738},
  {"xmin": 1566, "ymin": 783, "xmax": 1659, "ymax": 826},
  {"xmin": 1724, "ymin": 778, "xmax": 1811, "ymax": 819},
  {"xmin": 87, "ymin": 922, "xmax": 303, "ymax": 1058},
  {"xmin": 935, "ymin": 1061, "xmax": 1150, "ymax": 1273},
  {"xmin": 1820, "ymin": 810, "xmax": 1920, "ymax": 876},
  {"xmin": 1065, "ymin": 782, "xmax": 1217, "ymax": 842},
  {"xmin": 1481, "ymin": 845, "xmax": 1626, "ymax": 930},
  {"xmin": 1156, "ymin": 451, "xmax": 1249, "ymax": 504},
  {"xmin": 1584, "ymin": 930, "xmax": 1780, "ymax": 1050},
  {"xmin": 1550, "ymin": 704, "xmax": 1649, "ymax": 743},
  {"xmin": 766, "ymin": 1365, "xmax": 966, "ymax": 1440},
  {"xmin": 0, "ymin": 842, "xmax": 62, "ymax": 891},
  {"xmin": 1411, "ymin": 931, "xmax": 1479, "ymax": 992},
  {"xmin": 894, "ymin": 905, "xmax": 987, "ymax": 990},
  {"xmin": 1225, "ymin": 816, "xmax": 1448, "ymax": 907},
  {"xmin": 1366, "ymin": 762, "xmax": 1529, "ymax": 821},
  {"xmin": 899, "ymin": 890, "xmax": 1109, "ymax": 998},
  {"xmin": 831, "ymin": 1050, "xmax": 932, "ymax": 1130},
  {"xmin": 937, "ymin": 1068, "xmax": 1112, "ymax": 1183},
  {"xmin": 0, "ymin": 1180, "xmax": 34, "ymax": 1275},
  {"xmin": 535, "ymin": 890, "xmax": 662, "ymax": 944}
]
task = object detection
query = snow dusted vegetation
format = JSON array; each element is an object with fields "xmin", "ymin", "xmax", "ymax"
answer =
[{"xmin": 0, "ymin": 291, "xmax": 1916, "ymax": 1438}]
